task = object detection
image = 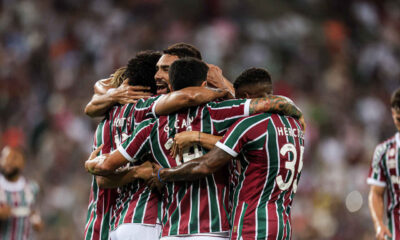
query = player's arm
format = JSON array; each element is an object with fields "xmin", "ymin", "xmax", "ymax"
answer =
[
  {"xmin": 155, "ymin": 147, "xmax": 232, "ymax": 182},
  {"xmin": 85, "ymin": 147, "xmax": 130, "ymax": 176},
  {"xmin": 249, "ymin": 95, "xmax": 305, "ymax": 129},
  {"xmin": 154, "ymin": 87, "xmax": 228, "ymax": 115},
  {"xmin": 96, "ymin": 161, "xmax": 153, "ymax": 188},
  {"xmin": 85, "ymin": 79, "xmax": 152, "ymax": 117},
  {"xmin": 170, "ymin": 131, "xmax": 222, "ymax": 158},
  {"xmin": 368, "ymin": 185, "xmax": 392, "ymax": 240}
]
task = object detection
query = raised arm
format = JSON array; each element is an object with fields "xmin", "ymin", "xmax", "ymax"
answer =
[
  {"xmin": 154, "ymin": 87, "xmax": 228, "ymax": 115},
  {"xmin": 85, "ymin": 79, "xmax": 152, "ymax": 117},
  {"xmin": 206, "ymin": 64, "xmax": 235, "ymax": 99},
  {"xmin": 249, "ymin": 95, "xmax": 305, "ymax": 129},
  {"xmin": 369, "ymin": 185, "xmax": 392, "ymax": 240}
]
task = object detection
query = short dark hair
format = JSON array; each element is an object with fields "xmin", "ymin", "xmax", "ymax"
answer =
[
  {"xmin": 169, "ymin": 57, "xmax": 209, "ymax": 91},
  {"xmin": 126, "ymin": 50, "xmax": 161, "ymax": 95},
  {"xmin": 163, "ymin": 43, "xmax": 202, "ymax": 60},
  {"xmin": 391, "ymin": 88, "xmax": 400, "ymax": 110},
  {"xmin": 234, "ymin": 68, "xmax": 272, "ymax": 91}
]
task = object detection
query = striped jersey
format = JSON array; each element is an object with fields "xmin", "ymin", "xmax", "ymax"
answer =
[
  {"xmin": 108, "ymin": 96, "xmax": 161, "ymax": 231},
  {"xmin": 0, "ymin": 175, "xmax": 39, "ymax": 240},
  {"xmin": 216, "ymin": 113, "xmax": 305, "ymax": 240},
  {"xmin": 367, "ymin": 132, "xmax": 400, "ymax": 239},
  {"xmin": 84, "ymin": 116, "xmax": 118, "ymax": 240},
  {"xmin": 118, "ymin": 99, "xmax": 251, "ymax": 237}
]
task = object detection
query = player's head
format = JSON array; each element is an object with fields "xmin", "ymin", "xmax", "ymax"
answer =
[
  {"xmin": 0, "ymin": 146, "xmax": 25, "ymax": 180},
  {"xmin": 109, "ymin": 66, "xmax": 127, "ymax": 88},
  {"xmin": 155, "ymin": 43, "xmax": 202, "ymax": 94},
  {"xmin": 169, "ymin": 57, "xmax": 209, "ymax": 91},
  {"xmin": 126, "ymin": 50, "xmax": 161, "ymax": 95},
  {"xmin": 234, "ymin": 68, "xmax": 273, "ymax": 98},
  {"xmin": 391, "ymin": 88, "xmax": 400, "ymax": 132}
]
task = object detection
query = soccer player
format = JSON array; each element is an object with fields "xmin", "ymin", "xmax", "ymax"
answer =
[
  {"xmin": 0, "ymin": 146, "xmax": 43, "ymax": 239},
  {"xmin": 169, "ymin": 68, "xmax": 274, "ymax": 214},
  {"xmin": 368, "ymin": 88, "xmax": 400, "ymax": 240},
  {"xmin": 86, "ymin": 58, "xmax": 303, "ymax": 239},
  {"xmin": 89, "ymin": 51, "xmax": 230, "ymax": 240}
]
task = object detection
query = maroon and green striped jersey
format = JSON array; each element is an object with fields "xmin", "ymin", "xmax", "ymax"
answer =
[
  {"xmin": 118, "ymin": 99, "xmax": 251, "ymax": 238},
  {"xmin": 84, "ymin": 114, "xmax": 118, "ymax": 240},
  {"xmin": 216, "ymin": 113, "xmax": 305, "ymax": 240},
  {"xmin": 108, "ymin": 96, "xmax": 161, "ymax": 231},
  {"xmin": 367, "ymin": 132, "xmax": 400, "ymax": 239},
  {"xmin": 0, "ymin": 175, "xmax": 39, "ymax": 240}
]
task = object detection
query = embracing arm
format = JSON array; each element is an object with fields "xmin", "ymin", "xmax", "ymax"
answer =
[
  {"xmin": 96, "ymin": 161, "xmax": 153, "ymax": 188},
  {"xmin": 85, "ymin": 147, "xmax": 130, "ymax": 176},
  {"xmin": 249, "ymin": 95, "xmax": 305, "ymax": 130},
  {"xmin": 159, "ymin": 147, "xmax": 232, "ymax": 182},
  {"xmin": 85, "ymin": 79, "xmax": 152, "ymax": 117},
  {"xmin": 170, "ymin": 131, "xmax": 222, "ymax": 158},
  {"xmin": 369, "ymin": 185, "xmax": 392, "ymax": 240},
  {"xmin": 249, "ymin": 95, "xmax": 302, "ymax": 118},
  {"xmin": 155, "ymin": 87, "xmax": 228, "ymax": 115}
]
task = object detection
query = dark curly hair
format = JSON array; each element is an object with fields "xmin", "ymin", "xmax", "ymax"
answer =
[
  {"xmin": 126, "ymin": 50, "xmax": 161, "ymax": 95},
  {"xmin": 163, "ymin": 42, "xmax": 202, "ymax": 60},
  {"xmin": 391, "ymin": 88, "xmax": 400, "ymax": 110},
  {"xmin": 233, "ymin": 67, "xmax": 272, "ymax": 91},
  {"xmin": 169, "ymin": 57, "xmax": 208, "ymax": 91}
]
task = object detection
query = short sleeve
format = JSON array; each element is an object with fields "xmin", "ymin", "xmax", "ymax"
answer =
[
  {"xmin": 367, "ymin": 144, "xmax": 387, "ymax": 187},
  {"xmin": 216, "ymin": 114, "xmax": 268, "ymax": 157},
  {"xmin": 133, "ymin": 95, "xmax": 161, "ymax": 126},
  {"xmin": 118, "ymin": 119, "xmax": 155, "ymax": 162},
  {"xmin": 207, "ymin": 99, "xmax": 251, "ymax": 135}
]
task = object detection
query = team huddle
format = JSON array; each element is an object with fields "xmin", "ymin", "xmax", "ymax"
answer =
[{"xmin": 83, "ymin": 43, "xmax": 305, "ymax": 240}]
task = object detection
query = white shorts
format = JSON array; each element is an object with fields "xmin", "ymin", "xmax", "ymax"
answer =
[
  {"xmin": 109, "ymin": 223, "xmax": 162, "ymax": 240},
  {"xmin": 161, "ymin": 234, "xmax": 229, "ymax": 240}
]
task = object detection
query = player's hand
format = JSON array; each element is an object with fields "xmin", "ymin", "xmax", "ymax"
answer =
[
  {"xmin": 170, "ymin": 132, "xmax": 198, "ymax": 158},
  {"xmin": 0, "ymin": 205, "xmax": 11, "ymax": 220},
  {"xmin": 110, "ymin": 79, "xmax": 152, "ymax": 104},
  {"xmin": 133, "ymin": 161, "xmax": 153, "ymax": 181},
  {"xmin": 206, "ymin": 64, "xmax": 224, "ymax": 89},
  {"xmin": 89, "ymin": 144, "xmax": 104, "ymax": 160},
  {"xmin": 299, "ymin": 116, "xmax": 306, "ymax": 132},
  {"xmin": 376, "ymin": 224, "xmax": 392, "ymax": 240},
  {"xmin": 30, "ymin": 213, "xmax": 44, "ymax": 232},
  {"xmin": 147, "ymin": 163, "xmax": 164, "ymax": 193}
]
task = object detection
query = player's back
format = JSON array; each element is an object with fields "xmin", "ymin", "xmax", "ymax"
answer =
[{"xmin": 218, "ymin": 113, "xmax": 305, "ymax": 240}]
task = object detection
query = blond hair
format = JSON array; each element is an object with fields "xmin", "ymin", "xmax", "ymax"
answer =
[{"xmin": 109, "ymin": 66, "xmax": 127, "ymax": 88}]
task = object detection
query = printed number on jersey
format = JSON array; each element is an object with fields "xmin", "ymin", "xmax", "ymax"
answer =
[{"xmin": 275, "ymin": 144, "xmax": 304, "ymax": 193}]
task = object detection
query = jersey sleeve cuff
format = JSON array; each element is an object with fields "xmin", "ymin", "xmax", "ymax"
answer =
[
  {"xmin": 117, "ymin": 145, "xmax": 135, "ymax": 163},
  {"xmin": 151, "ymin": 95, "xmax": 163, "ymax": 117},
  {"xmin": 244, "ymin": 99, "xmax": 251, "ymax": 116},
  {"xmin": 367, "ymin": 178, "xmax": 386, "ymax": 187},
  {"xmin": 215, "ymin": 142, "xmax": 238, "ymax": 157}
]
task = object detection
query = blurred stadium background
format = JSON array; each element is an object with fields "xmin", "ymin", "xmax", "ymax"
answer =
[{"xmin": 1, "ymin": 0, "xmax": 399, "ymax": 239}]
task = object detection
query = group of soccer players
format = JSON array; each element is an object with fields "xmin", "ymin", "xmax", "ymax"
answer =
[{"xmin": 83, "ymin": 43, "xmax": 305, "ymax": 240}]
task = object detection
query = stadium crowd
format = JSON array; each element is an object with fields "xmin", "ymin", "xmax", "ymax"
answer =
[{"xmin": 0, "ymin": 0, "xmax": 399, "ymax": 239}]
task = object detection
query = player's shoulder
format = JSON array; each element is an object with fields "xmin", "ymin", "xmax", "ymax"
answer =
[
  {"xmin": 206, "ymin": 98, "xmax": 247, "ymax": 108},
  {"xmin": 376, "ymin": 134, "xmax": 397, "ymax": 150},
  {"xmin": 26, "ymin": 179, "xmax": 40, "ymax": 194},
  {"xmin": 373, "ymin": 134, "xmax": 397, "ymax": 161},
  {"xmin": 135, "ymin": 95, "xmax": 161, "ymax": 108}
]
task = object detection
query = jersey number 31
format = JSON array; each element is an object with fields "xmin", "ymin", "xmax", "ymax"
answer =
[{"xmin": 276, "ymin": 143, "xmax": 304, "ymax": 193}]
